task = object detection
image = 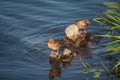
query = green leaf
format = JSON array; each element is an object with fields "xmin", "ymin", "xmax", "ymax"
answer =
[
  {"xmin": 105, "ymin": 13, "xmax": 120, "ymax": 24},
  {"xmin": 107, "ymin": 51, "xmax": 120, "ymax": 55},
  {"xmin": 105, "ymin": 40, "xmax": 120, "ymax": 46},
  {"xmin": 93, "ymin": 2, "xmax": 120, "ymax": 56},
  {"xmin": 103, "ymin": 2, "xmax": 120, "ymax": 9},
  {"xmin": 81, "ymin": 69, "xmax": 89, "ymax": 74},
  {"xmin": 96, "ymin": 35, "xmax": 120, "ymax": 39},
  {"xmin": 114, "ymin": 60, "xmax": 120, "ymax": 68},
  {"xmin": 93, "ymin": 18, "xmax": 106, "ymax": 25},
  {"xmin": 105, "ymin": 46, "xmax": 120, "ymax": 51},
  {"xmin": 93, "ymin": 71, "xmax": 102, "ymax": 78}
]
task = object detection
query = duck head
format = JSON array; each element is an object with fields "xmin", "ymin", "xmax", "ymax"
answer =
[{"xmin": 74, "ymin": 20, "xmax": 90, "ymax": 29}]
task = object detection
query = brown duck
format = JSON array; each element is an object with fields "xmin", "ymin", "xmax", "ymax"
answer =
[
  {"xmin": 47, "ymin": 38, "xmax": 62, "ymax": 52},
  {"xmin": 65, "ymin": 20, "xmax": 90, "ymax": 42},
  {"xmin": 74, "ymin": 20, "xmax": 90, "ymax": 32}
]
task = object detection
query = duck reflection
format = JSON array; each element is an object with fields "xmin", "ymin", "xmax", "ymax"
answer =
[
  {"xmin": 61, "ymin": 48, "xmax": 72, "ymax": 68},
  {"xmin": 48, "ymin": 32, "xmax": 93, "ymax": 80},
  {"xmin": 49, "ymin": 57, "xmax": 61, "ymax": 80},
  {"xmin": 49, "ymin": 48, "xmax": 75, "ymax": 80}
]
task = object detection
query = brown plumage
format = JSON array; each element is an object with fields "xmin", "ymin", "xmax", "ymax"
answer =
[
  {"xmin": 47, "ymin": 38, "xmax": 62, "ymax": 52},
  {"xmin": 65, "ymin": 20, "xmax": 90, "ymax": 41},
  {"xmin": 63, "ymin": 32, "xmax": 92, "ymax": 48},
  {"xmin": 74, "ymin": 20, "xmax": 90, "ymax": 30}
]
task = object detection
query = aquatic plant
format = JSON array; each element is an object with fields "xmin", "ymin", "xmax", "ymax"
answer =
[
  {"xmin": 113, "ymin": 59, "xmax": 120, "ymax": 77},
  {"xmin": 80, "ymin": 68, "xmax": 104, "ymax": 78},
  {"xmin": 93, "ymin": 2, "xmax": 120, "ymax": 55},
  {"xmin": 93, "ymin": 2, "xmax": 120, "ymax": 77}
]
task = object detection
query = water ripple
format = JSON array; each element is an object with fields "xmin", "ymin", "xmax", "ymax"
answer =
[{"xmin": 0, "ymin": 0, "xmax": 114, "ymax": 80}]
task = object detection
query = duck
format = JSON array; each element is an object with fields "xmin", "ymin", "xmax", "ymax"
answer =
[
  {"xmin": 63, "ymin": 32, "xmax": 91, "ymax": 48},
  {"xmin": 74, "ymin": 20, "xmax": 90, "ymax": 33},
  {"xmin": 47, "ymin": 38, "xmax": 62, "ymax": 53},
  {"xmin": 65, "ymin": 20, "xmax": 90, "ymax": 41}
]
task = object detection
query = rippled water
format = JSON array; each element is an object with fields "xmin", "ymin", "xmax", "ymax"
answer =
[{"xmin": 0, "ymin": 0, "xmax": 116, "ymax": 80}]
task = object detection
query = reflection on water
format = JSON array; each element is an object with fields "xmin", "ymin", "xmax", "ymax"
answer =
[
  {"xmin": 0, "ymin": 0, "xmax": 115, "ymax": 80},
  {"xmin": 49, "ymin": 59, "xmax": 61, "ymax": 80},
  {"xmin": 49, "ymin": 47, "xmax": 91, "ymax": 80},
  {"xmin": 48, "ymin": 32, "xmax": 93, "ymax": 80},
  {"xmin": 49, "ymin": 55, "xmax": 71, "ymax": 80}
]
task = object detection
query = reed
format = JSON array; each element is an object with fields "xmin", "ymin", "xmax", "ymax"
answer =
[
  {"xmin": 93, "ymin": 2, "xmax": 120, "ymax": 55},
  {"xmin": 93, "ymin": 2, "xmax": 120, "ymax": 77}
]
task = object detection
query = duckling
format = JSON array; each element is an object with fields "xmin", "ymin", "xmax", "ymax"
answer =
[
  {"xmin": 63, "ymin": 32, "xmax": 91, "ymax": 48},
  {"xmin": 65, "ymin": 20, "xmax": 90, "ymax": 41},
  {"xmin": 65, "ymin": 24, "xmax": 79, "ymax": 41},
  {"xmin": 74, "ymin": 20, "xmax": 90, "ymax": 33},
  {"xmin": 47, "ymin": 38, "xmax": 62, "ymax": 53}
]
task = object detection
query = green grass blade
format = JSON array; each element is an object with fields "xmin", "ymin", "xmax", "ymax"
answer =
[{"xmin": 105, "ymin": 40, "xmax": 120, "ymax": 46}]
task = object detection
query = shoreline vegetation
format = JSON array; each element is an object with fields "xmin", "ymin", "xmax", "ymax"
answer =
[{"xmin": 93, "ymin": 2, "xmax": 120, "ymax": 78}]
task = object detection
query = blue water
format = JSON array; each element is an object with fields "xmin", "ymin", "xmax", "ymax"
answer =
[{"xmin": 0, "ymin": 0, "xmax": 116, "ymax": 80}]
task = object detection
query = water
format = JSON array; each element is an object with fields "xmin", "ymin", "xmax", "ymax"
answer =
[{"xmin": 0, "ymin": 0, "xmax": 116, "ymax": 80}]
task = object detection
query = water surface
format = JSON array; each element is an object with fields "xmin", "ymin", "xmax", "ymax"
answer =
[{"xmin": 0, "ymin": 0, "xmax": 115, "ymax": 80}]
